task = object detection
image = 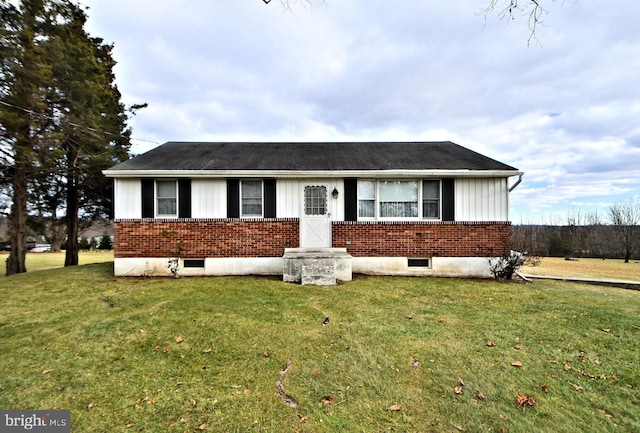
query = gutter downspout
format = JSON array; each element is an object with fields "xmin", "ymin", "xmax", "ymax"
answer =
[{"xmin": 508, "ymin": 174, "xmax": 523, "ymax": 192}]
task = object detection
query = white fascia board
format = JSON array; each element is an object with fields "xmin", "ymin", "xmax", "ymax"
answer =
[{"xmin": 103, "ymin": 169, "xmax": 523, "ymax": 179}]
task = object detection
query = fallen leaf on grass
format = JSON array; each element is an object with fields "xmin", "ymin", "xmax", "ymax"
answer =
[
  {"xmin": 597, "ymin": 409, "xmax": 613, "ymax": 418},
  {"xmin": 454, "ymin": 386, "xmax": 463, "ymax": 395},
  {"xmin": 475, "ymin": 391, "xmax": 485, "ymax": 400},
  {"xmin": 601, "ymin": 328, "xmax": 611, "ymax": 333},
  {"xmin": 457, "ymin": 377, "xmax": 465, "ymax": 387},
  {"xmin": 42, "ymin": 369, "xmax": 53, "ymax": 374},
  {"xmin": 298, "ymin": 413, "xmax": 307, "ymax": 423},
  {"xmin": 511, "ymin": 361, "xmax": 523, "ymax": 367},
  {"xmin": 321, "ymin": 395, "xmax": 335, "ymax": 405},
  {"xmin": 87, "ymin": 403, "xmax": 95, "ymax": 410},
  {"xmin": 486, "ymin": 341, "xmax": 496, "ymax": 347},
  {"xmin": 386, "ymin": 404, "xmax": 401, "ymax": 411},
  {"xmin": 175, "ymin": 336, "xmax": 184, "ymax": 344},
  {"xmin": 198, "ymin": 423, "xmax": 208, "ymax": 430},
  {"xmin": 513, "ymin": 344, "xmax": 522, "ymax": 350},
  {"xmin": 570, "ymin": 382, "xmax": 584, "ymax": 392},
  {"xmin": 538, "ymin": 384, "xmax": 549, "ymax": 393},
  {"xmin": 516, "ymin": 394, "xmax": 536, "ymax": 407}
]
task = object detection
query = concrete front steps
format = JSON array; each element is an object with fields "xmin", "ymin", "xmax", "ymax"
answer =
[{"xmin": 283, "ymin": 248, "xmax": 352, "ymax": 285}]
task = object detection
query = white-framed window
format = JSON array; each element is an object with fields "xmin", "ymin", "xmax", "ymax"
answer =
[
  {"xmin": 156, "ymin": 180, "xmax": 178, "ymax": 217},
  {"xmin": 422, "ymin": 180, "xmax": 440, "ymax": 219},
  {"xmin": 379, "ymin": 180, "xmax": 418, "ymax": 218},
  {"xmin": 358, "ymin": 180, "xmax": 375, "ymax": 218},
  {"xmin": 357, "ymin": 179, "xmax": 441, "ymax": 220},
  {"xmin": 241, "ymin": 180, "xmax": 263, "ymax": 217}
]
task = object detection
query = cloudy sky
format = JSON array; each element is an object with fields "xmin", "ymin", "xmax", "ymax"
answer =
[{"xmin": 81, "ymin": 0, "xmax": 640, "ymax": 224}]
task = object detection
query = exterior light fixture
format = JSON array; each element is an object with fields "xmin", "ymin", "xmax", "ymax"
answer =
[{"xmin": 332, "ymin": 187, "xmax": 339, "ymax": 199}]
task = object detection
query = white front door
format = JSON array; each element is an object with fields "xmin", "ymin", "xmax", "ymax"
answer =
[{"xmin": 300, "ymin": 184, "xmax": 332, "ymax": 248}]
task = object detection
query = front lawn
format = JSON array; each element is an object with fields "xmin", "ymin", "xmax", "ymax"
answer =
[{"xmin": 1, "ymin": 264, "xmax": 638, "ymax": 432}]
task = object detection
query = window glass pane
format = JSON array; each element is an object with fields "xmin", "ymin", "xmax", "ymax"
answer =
[
  {"xmin": 358, "ymin": 181, "xmax": 375, "ymax": 218},
  {"xmin": 358, "ymin": 200, "xmax": 375, "ymax": 218},
  {"xmin": 358, "ymin": 181, "xmax": 375, "ymax": 199},
  {"xmin": 379, "ymin": 181, "xmax": 418, "ymax": 218},
  {"xmin": 379, "ymin": 181, "xmax": 417, "ymax": 201},
  {"xmin": 304, "ymin": 186, "xmax": 326, "ymax": 215},
  {"xmin": 422, "ymin": 180, "xmax": 440, "ymax": 218},
  {"xmin": 242, "ymin": 180, "xmax": 262, "ymax": 216},
  {"xmin": 157, "ymin": 198, "xmax": 177, "ymax": 215},
  {"xmin": 157, "ymin": 181, "xmax": 176, "ymax": 199},
  {"xmin": 156, "ymin": 181, "xmax": 177, "ymax": 216},
  {"xmin": 423, "ymin": 180, "xmax": 439, "ymax": 199}
]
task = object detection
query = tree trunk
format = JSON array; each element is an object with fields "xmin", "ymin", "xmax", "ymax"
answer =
[
  {"xmin": 6, "ymin": 143, "xmax": 29, "ymax": 276},
  {"xmin": 64, "ymin": 164, "xmax": 79, "ymax": 267}
]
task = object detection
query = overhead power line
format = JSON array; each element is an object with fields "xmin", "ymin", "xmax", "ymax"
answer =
[{"xmin": 0, "ymin": 100, "xmax": 159, "ymax": 145}]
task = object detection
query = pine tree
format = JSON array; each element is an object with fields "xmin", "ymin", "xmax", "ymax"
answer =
[
  {"xmin": 0, "ymin": 0, "xmax": 52, "ymax": 275},
  {"xmin": 1, "ymin": 1, "xmax": 133, "ymax": 273}
]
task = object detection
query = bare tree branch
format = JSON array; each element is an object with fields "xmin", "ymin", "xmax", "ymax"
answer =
[{"xmin": 483, "ymin": 0, "xmax": 558, "ymax": 45}]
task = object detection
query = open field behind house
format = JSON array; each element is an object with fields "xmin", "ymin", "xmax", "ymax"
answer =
[
  {"xmin": 1, "ymin": 260, "xmax": 639, "ymax": 432},
  {"xmin": 0, "ymin": 251, "xmax": 114, "ymax": 274},
  {"xmin": 521, "ymin": 257, "xmax": 640, "ymax": 282}
]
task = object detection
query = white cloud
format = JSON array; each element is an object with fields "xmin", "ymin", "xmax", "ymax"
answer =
[{"xmin": 83, "ymin": 0, "xmax": 640, "ymax": 222}]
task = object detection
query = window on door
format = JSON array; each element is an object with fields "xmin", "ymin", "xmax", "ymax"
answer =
[{"xmin": 304, "ymin": 185, "xmax": 327, "ymax": 215}]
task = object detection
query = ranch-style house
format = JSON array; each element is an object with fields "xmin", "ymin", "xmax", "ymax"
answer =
[{"xmin": 103, "ymin": 141, "xmax": 523, "ymax": 283}]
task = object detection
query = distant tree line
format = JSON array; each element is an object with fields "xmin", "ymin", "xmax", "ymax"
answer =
[{"xmin": 512, "ymin": 202, "xmax": 640, "ymax": 262}]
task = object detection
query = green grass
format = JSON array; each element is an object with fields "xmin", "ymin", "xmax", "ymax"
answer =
[
  {"xmin": 1, "ymin": 263, "xmax": 639, "ymax": 432},
  {"xmin": 0, "ymin": 251, "xmax": 114, "ymax": 274}
]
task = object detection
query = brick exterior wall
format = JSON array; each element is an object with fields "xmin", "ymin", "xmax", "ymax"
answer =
[
  {"xmin": 114, "ymin": 219, "xmax": 510, "ymax": 259},
  {"xmin": 332, "ymin": 221, "xmax": 511, "ymax": 258},
  {"xmin": 114, "ymin": 219, "xmax": 299, "ymax": 258}
]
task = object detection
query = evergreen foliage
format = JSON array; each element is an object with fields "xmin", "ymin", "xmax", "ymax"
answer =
[{"xmin": 0, "ymin": 0, "xmax": 135, "ymax": 274}]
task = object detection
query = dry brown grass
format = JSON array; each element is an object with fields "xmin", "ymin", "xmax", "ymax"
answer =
[{"xmin": 521, "ymin": 257, "xmax": 640, "ymax": 281}]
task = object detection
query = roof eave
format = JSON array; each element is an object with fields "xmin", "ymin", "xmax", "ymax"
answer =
[{"xmin": 103, "ymin": 169, "xmax": 523, "ymax": 179}]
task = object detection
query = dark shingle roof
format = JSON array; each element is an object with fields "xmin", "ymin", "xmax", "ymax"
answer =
[{"xmin": 107, "ymin": 141, "xmax": 518, "ymax": 172}]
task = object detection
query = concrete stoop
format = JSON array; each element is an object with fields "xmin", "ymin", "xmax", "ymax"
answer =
[{"xmin": 283, "ymin": 248, "xmax": 353, "ymax": 285}]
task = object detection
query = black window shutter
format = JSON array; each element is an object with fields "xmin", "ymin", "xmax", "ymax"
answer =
[
  {"xmin": 344, "ymin": 178, "xmax": 358, "ymax": 221},
  {"xmin": 178, "ymin": 179, "xmax": 191, "ymax": 218},
  {"xmin": 227, "ymin": 179, "xmax": 240, "ymax": 218},
  {"xmin": 442, "ymin": 178, "xmax": 455, "ymax": 221},
  {"xmin": 141, "ymin": 179, "xmax": 154, "ymax": 218},
  {"xmin": 263, "ymin": 179, "xmax": 276, "ymax": 218}
]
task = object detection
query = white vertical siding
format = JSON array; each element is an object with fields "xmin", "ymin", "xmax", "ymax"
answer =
[
  {"xmin": 114, "ymin": 178, "xmax": 141, "ymax": 219},
  {"xmin": 276, "ymin": 179, "xmax": 344, "ymax": 220},
  {"xmin": 277, "ymin": 179, "xmax": 300, "ymax": 218},
  {"xmin": 455, "ymin": 178, "xmax": 509, "ymax": 221},
  {"xmin": 192, "ymin": 179, "xmax": 226, "ymax": 218}
]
